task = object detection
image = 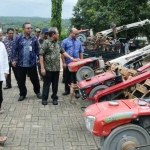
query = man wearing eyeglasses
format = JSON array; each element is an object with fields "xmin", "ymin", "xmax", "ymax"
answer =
[
  {"xmin": 61, "ymin": 28, "xmax": 84, "ymax": 97},
  {"xmin": 40, "ymin": 27, "xmax": 78, "ymax": 105},
  {"xmin": 35, "ymin": 28, "xmax": 41, "ymax": 41},
  {"xmin": 3, "ymin": 28, "xmax": 18, "ymax": 89},
  {"xmin": 11, "ymin": 22, "xmax": 42, "ymax": 101}
]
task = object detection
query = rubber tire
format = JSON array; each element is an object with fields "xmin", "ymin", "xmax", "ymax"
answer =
[
  {"xmin": 88, "ymin": 85, "xmax": 112, "ymax": 102},
  {"xmin": 101, "ymin": 124, "xmax": 150, "ymax": 150}
]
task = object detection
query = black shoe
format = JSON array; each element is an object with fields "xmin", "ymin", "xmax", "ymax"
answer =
[
  {"xmin": 3, "ymin": 86, "xmax": 12, "ymax": 90},
  {"xmin": 75, "ymin": 93, "xmax": 80, "ymax": 99},
  {"xmin": 53, "ymin": 100, "xmax": 58, "ymax": 105},
  {"xmin": 42, "ymin": 100, "xmax": 47, "ymax": 105},
  {"xmin": 62, "ymin": 91, "xmax": 70, "ymax": 95},
  {"xmin": 36, "ymin": 93, "xmax": 42, "ymax": 99},
  {"xmin": 18, "ymin": 96, "xmax": 25, "ymax": 101}
]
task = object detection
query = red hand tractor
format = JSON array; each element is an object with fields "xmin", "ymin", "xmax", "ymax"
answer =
[
  {"xmin": 77, "ymin": 63, "xmax": 150, "ymax": 103},
  {"xmin": 84, "ymin": 99, "xmax": 150, "ymax": 150}
]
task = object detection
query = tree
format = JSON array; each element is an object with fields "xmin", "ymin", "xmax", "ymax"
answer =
[
  {"xmin": 51, "ymin": 0, "xmax": 64, "ymax": 35},
  {"xmin": 71, "ymin": 0, "xmax": 150, "ymax": 39}
]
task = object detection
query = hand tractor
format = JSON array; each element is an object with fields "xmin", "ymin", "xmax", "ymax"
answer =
[
  {"xmin": 77, "ymin": 63, "xmax": 150, "ymax": 103},
  {"xmin": 84, "ymin": 99, "xmax": 150, "ymax": 150},
  {"xmin": 68, "ymin": 44, "xmax": 150, "ymax": 82}
]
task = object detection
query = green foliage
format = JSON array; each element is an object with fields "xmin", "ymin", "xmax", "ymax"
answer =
[
  {"xmin": 71, "ymin": 0, "xmax": 150, "ymax": 39},
  {"xmin": 51, "ymin": 0, "xmax": 64, "ymax": 35},
  {"xmin": 59, "ymin": 31, "xmax": 68, "ymax": 41},
  {"xmin": 18, "ymin": 28, "xmax": 23, "ymax": 33},
  {"xmin": 0, "ymin": 16, "xmax": 71, "ymax": 37}
]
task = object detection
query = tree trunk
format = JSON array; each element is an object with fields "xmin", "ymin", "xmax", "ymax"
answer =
[{"xmin": 51, "ymin": 0, "xmax": 63, "ymax": 35}]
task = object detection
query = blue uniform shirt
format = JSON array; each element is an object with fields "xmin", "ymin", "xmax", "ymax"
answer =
[
  {"xmin": 61, "ymin": 37, "xmax": 84, "ymax": 65},
  {"xmin": 11, "ymin": 34, "xmax": 39, "ymax": 67}
]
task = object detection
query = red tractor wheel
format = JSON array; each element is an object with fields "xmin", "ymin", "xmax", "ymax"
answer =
[{"xmin": 100, "ymin": 124, "xmax": 150, "ymax": 150}]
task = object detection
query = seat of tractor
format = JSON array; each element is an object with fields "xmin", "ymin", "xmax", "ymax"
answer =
[
  {"xmin": 128, "ymin": 69, "xmax": 137, "ymax": 77},
  {"xmin": 128, "ymin": 79, "xmax": 150, "ymax": 99},
  {"xmin": 119, "ymin": 67, "xmax": 137, "ymax": 81}
]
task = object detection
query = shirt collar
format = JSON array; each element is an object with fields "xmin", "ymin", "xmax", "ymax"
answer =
[
  {"xmin": 69, "ymin": 36, "xmax": 77, "ymax": 41},
  {"xmin": 49, "ymin": 38, "xmax": 57, "ymax": 43},
  {"xmin": 6, "ymin": 37, "xmax": 13, "ymax": 41},
  {"xmin": 23, "ymin": 34, "xmax": 32, "ymax": 39}
]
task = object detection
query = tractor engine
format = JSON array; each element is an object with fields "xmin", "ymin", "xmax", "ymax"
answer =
[
  {"xmin": 68, "ymin": 57, "xmax": 105, "ymax": 81},
  {"xmin": 139, "ymin": 116, "xmax": 150, "ymax": 134},
  {"xmin": 77, "ymin": 72, "xmax": 122, "ymax": 99}
]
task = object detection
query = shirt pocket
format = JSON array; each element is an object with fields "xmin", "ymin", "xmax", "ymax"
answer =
[
  {"xmin": 66, "ymin": 43, "xmax": 72, "ymax": 50},
  {"xmin": 75, "ymin": 44, "xmax": 80, "ymax": 52}
]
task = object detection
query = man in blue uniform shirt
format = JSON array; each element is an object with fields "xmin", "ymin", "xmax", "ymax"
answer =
[
  {"xmin": 61, "ymin": 28, "xmax": 84, "ymax": 96},
  {"xmin": 11, "ymin": 22, "xmax": 42, "ymax": 101}
]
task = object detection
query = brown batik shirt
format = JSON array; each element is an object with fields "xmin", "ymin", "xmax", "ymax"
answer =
[{"xmin": 40, "ymin": 38, "xmax": 65, "ymax": 71}]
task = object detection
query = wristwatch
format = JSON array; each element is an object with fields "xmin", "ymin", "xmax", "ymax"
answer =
[{"xmin": 70, "ymin": 57, "xmax": 74, "ymax": 60}]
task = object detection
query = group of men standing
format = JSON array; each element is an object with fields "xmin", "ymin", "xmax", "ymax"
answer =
[{"xmin": 0, "ymin": 22, "xmax": 83, "ymax": 110}]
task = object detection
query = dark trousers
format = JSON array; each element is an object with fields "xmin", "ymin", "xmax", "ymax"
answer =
[
  {"xmin": 42, "ymin": 71, "xmax": 59, "ymax": 101},
  {"xmin": 27, "ymin": 64, "xmax": 43, "ymax": 80},
  {"xmin": 0, "ymin": 81, "xmax": 3, "ymax": 108},
  {"xmin": 6, "ymin": 62, "xmax": 18, "ymax": 87},
  {"xmin": 17, "ymin": 66, "xmax": 40, "ymax": 96},
  {"xmin": 62, "ymin": 70, "xmax": 65, "ymax": 82},
  {"xmin": 64, "ymin": 67, "xmax": 76, "ymax": 93}
]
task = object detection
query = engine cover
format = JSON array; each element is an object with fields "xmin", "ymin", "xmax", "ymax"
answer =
[
  {"xmin": 78, "ymin": 72, "xmax": 115, "ymax": 89},
  {"xmin": 84, "ymin": 99, "xmax": 150, "ymax": 136},
  {"xmin": 68, "ymin": 57, "xmax": 98, "ymax": 72}
]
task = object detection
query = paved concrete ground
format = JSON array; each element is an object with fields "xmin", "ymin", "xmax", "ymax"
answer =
[{"xmin": 0, "ymin": 72, "xmax": 100, "ymax": 150}]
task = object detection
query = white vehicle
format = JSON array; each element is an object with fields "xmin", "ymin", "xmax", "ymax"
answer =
[
  {"xmin": 109, "ymin": 44, "xmax": 150, "ymax": 69},
  {"xmin": 96, "ymin": 19, "xmax": 150, "ymax": 40}
]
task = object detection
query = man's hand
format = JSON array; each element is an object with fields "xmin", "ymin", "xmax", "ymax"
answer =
[
  {"xmin": 12, "ymin": 61, "xmax": 16, "ymax": 67},
  {"xmin": 76, "ymin": 58, "xmax": 80, "ymax": 61},
  {"xmin": 72, "ymin": 58, "xmax": 80, "ymax": 62},
  {"xmin": 4, "ymin": 73, "xmax": 8, "ymax": 78},
  {"xmin": 37, "ymin": 60, "xmax": 40, "ymax": 64},
  {"xmin": 62, "ymin": 63, "xmax": 67, "ymax": 70},
  {"xmin": 41, "ymin": 68, "xmax": 46, "ymax": 76}
]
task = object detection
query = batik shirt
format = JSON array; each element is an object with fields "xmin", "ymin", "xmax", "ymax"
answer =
[
  {"xmin": 40, "ymin": 38, "xmax": 65, "ymax": 71},
  {"xmin": 3, "ymin": 37, "xmax": 14, "ymax": 62},
  {"xmin": 11, "ymin": 34, "xmax": 39, "ymax": 67},
  {"xmin": 61, "ymin": 37, "xmax": 84, "ymax": 65}
]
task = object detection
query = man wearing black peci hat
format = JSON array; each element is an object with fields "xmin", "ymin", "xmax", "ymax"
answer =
[{"xmin": 39, "ymin": 28, "xmax": 49, "ymax": 45}]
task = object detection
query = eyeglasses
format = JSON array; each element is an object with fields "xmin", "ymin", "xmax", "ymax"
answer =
[
  {"xmin": 8, "ymin": 33, "xmax": 14, "ymax": 35},
  {"xmin": 25, "ymin": 27, "xmax": 33, "ymax": 30}
]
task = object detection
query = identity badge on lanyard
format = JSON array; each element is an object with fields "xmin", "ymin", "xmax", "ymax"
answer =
[{"xmin": 29, "ymin": 41, "xmax": 32, "ymax": 51}]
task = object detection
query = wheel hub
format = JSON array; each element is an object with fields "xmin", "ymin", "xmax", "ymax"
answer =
[
  {"xmin": 82, "ymin": 72, "xmax": 89, "ymax": 78},
  {"xmin": 122, "ymin": 141, "xmax": 136, "ymax": 150},
  {"xmin": 76, "ymin": 66, "xmax": 94, "ymax": 81},
  {"xmin": 117, "ymin": 136, "xmax": 139, "ymax": 150},
  {"xmin": 102, "ymin": 124, "xmax": 150, "ymax": 150}
]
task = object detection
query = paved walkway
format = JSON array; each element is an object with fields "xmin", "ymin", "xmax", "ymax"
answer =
[{"xmin": 0, "ymin": 72, "xmax": 99, "ymax": 150}]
